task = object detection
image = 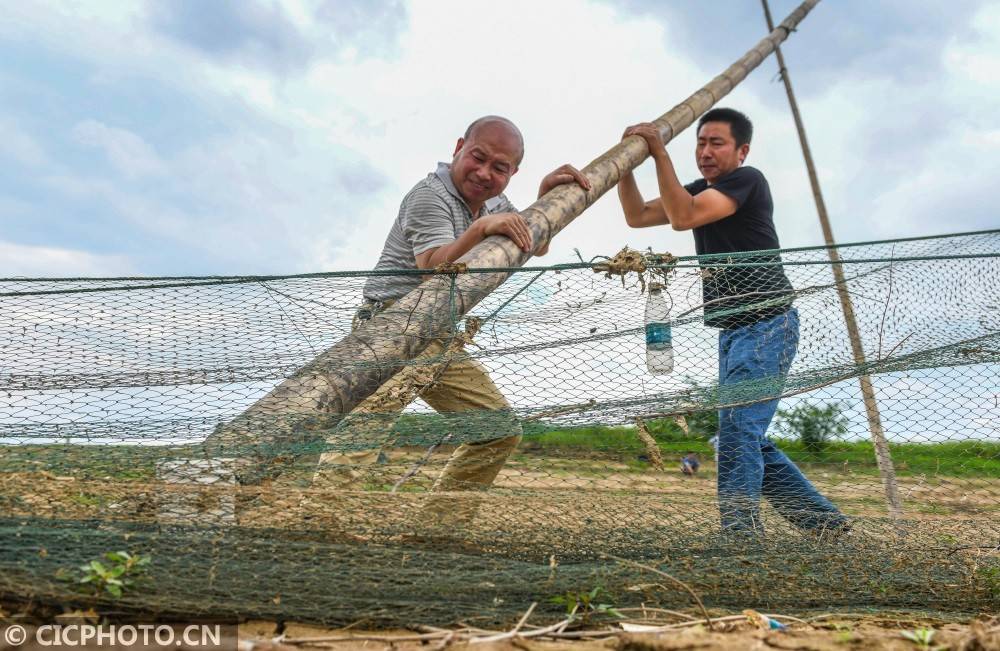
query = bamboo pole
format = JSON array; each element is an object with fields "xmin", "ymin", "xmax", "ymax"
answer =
[
  {"xmin": 761, "ymin": 0, "xmax": 902, "ymax": 520},
  {"xmin": 203, "ymin": 0, "xmax": 823, "ymax": 472}
]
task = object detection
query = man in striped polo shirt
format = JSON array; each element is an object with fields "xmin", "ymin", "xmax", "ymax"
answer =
[{"xmin": 317, "ymin": 115, "xmax": 589, "ymax": 506}]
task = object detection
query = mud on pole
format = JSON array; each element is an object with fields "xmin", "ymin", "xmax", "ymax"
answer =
[
  {"xmin": 762, "ymin": 0, "xmax": 902, "ymax": 520},
  {"xmin": 202, "ymin": 0, "xmax": 824, "ymax": 476}
]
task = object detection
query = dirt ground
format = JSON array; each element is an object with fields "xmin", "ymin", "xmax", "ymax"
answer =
[
  {"xmin": 1, "ymin": 455, "xmax": 997, "ymax": 648},
  {"xmin": 235, "ymin": 615, "xmax": 1000, "ymax": 651},
  {"xmin": 4, "ymin": 451, "xmax": 998, "ymax": 523}
]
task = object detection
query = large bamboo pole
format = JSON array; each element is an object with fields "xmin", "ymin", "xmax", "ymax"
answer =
[
  {"xmin": 203, "ymin": 0, "xmax": 823, "ymax": 469},
  {"xmin": 761, "ymin": 0, "xmax": 902, "ymax": 520}
]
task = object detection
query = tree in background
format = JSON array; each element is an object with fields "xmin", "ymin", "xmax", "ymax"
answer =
[{"xmin": 776, "ymin": 401, "xmax": 849, "ymax": 453}]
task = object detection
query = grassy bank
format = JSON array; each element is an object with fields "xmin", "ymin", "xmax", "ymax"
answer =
[
  {"xmin": 521, "ymin": 422, "xmax": 1000, "ymax": 478},
  {"xmin": 2, "ymin": 420, "xmax": 997, "ymax": 480}
]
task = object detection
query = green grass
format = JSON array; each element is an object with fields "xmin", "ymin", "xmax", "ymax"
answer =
[
  {"xmin": 522, "ymin": 421, "xmax": 1000, "ymax": 479},
  {"xmin": 525, "ymin": 425, "xmax": 712, "ymax": 456},
  {"xmin": 771, "ymin": 439, "xmax": 1000, "ymax": 478},
  {"xmin": 67, "ymin": 492, "xmax": 104, "ymax": 507},
  {"xmin": 2, "ymin": 423, "xmax": 997, "ymax": 480}
]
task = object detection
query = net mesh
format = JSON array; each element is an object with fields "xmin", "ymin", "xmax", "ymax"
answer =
[{"xmin": 1, "ymin": 229, "xmax": 998, "ymax": 625}]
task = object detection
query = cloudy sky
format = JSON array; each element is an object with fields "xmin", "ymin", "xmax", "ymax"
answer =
[{"xmin": 2, "ymin": 0, "xmax": 998, "ymax": 278}]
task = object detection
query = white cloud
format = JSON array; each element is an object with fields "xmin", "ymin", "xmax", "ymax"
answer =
[
  {"xmin": 0, "ymin": 241, "xmax": 135, "ymax": 276},
  {"xmin": 1, "ymin": 0, "xmax": 998, "ymax": 277},
  {"xmin": 279, "ymin": 0, "xmax": 711, "ymax": 267},
  {"xmin": 21, "ymin": 0, "xmax": 714, "ymax": 272},
  {"xmin": 944, "ymin": 2, "xmax": 1000, "ymax": 88},
  {"xmin": 0, "ymin": 117, "xmax": 48, "ymax": 168},
  {"xmin": 72, "ymin": 119, "xmax": 166, "ymax": 179}
]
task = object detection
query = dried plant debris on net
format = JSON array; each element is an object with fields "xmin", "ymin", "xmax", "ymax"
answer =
[
  {"xmin": 590, "ymin": 246, "xmax": 679, "ymax": 293},
  {"xmin": 0, "ymin": 230, "xmax": 999, "ymax": 626}
]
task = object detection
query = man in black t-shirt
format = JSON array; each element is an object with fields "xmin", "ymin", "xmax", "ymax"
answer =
[
  {"xmin": 615, "ymin": 107, "xmax": 848, "ymax": 537},
  {"xmin": 684, "ymin": 167, "xmax": 794, "ymax": 329}
]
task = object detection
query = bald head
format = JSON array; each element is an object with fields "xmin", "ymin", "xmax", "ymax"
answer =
[
  {"xmin": 463, "ymin": 115, "xmax": 524, "ymax": 165},
  {"xmin": 449, "ymin": 115, "xmax": 523, "ymax": 213}
]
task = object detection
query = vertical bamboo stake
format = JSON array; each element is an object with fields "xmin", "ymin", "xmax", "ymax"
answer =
[{"xmin": 761, "ymin": 0, "xmax": 902, "ymax": 520}]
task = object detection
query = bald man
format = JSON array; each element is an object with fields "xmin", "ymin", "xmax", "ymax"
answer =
[{"xmin": 317, "ymin": 116, "xmax": 589, "ymax": 500}]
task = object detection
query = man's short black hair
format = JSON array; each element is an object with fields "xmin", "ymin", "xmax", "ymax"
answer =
[{"xmin": 697, "ymin": 108, "xmax": 753, "ymax": 147}]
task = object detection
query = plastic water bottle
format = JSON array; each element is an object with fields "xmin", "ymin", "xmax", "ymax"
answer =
[{"xmin": 645, "ymin": 282, "xmax": 674, "ymax": 374}]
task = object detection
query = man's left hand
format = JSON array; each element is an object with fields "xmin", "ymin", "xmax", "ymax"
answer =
[
  {"xmin": 538, "ymin": 163, "xmax": 591, "ymax": 199},
  {"xmin": 623, "ymin": 123, "xmax": 667, "ymax": 159}
]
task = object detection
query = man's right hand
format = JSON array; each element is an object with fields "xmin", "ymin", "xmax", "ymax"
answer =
[
  {"xmin": 416, "ymin": 211, "xmax": 534, "ymax": 269},
  {"xmin": 478, "ymin": 211, "xmax": 533, "ymax": 252}
]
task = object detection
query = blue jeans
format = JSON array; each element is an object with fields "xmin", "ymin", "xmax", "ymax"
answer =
[{"xmin": 717, "ymin": 308, "xmax": 847, "ymax": 534}]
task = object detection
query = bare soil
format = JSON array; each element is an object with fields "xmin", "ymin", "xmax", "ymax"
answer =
[
  {"xmin": 2, "ymin": 456, "xmax": 997, "ymax": 643},
  {"xmin": 236, "ymin": 616, "xmax": 1000, "ymax": 651}
]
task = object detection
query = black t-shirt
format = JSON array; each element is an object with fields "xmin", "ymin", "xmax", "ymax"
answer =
[{"xmin": 684, "ymin": 166, "xmax": 794, "ymax": 329}]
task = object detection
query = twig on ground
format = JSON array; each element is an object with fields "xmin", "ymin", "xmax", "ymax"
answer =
[
  {"xmin": 469, "ymin": 602, "xmax": 537, "ymax": 644},
  {"xmin": 604, "ymin": 554, "xmax": 714, "ymax": 630},
  {"xmin": 429, "ymin": 631, "xmax": 456, "ymax": 650},
  {"xmin": 806, "ymin": 613, "xmax": 872, "ymax": 622},
  {"xmin": 554, "ymin": 604, "xmax": 579, "ymax": 635},
  {"xmin": 463, "ymin": 616, "xmax": 580, "ymax": 644},
  {"xmin": 645, "ymin": 614, "xmax": 760, "ymax": 632},
  {"xmin": 616, "ymin": 607, "xmax": 698, "ymax": 621},
  {"xmin": 455, "ymin": 622, "xmax": 500, "ymax": 635},
  {"xmin": 494, "ymin": 617, "xmax": 581, "ymax": 641},
  {"xmin": 239, "ymin": 639, "xmax": 304, "ymax": 651},
  {"xmin": 536, "ymin": 628, "xmax": 621, "ymax": 640},
  {"xmin": 414, "ymin": 625, "xmax": 453, "ymax": 634},
  {"xmin": 331, "ymin": 619, "xmax": 367, "ymax": 633},
  {"xmin": 254, "ymin": 608, "xmax": 819, "ymax": 648},
  {"xmin": 618, "ymin": 619, "xmax": 678, "ymax": 626}
]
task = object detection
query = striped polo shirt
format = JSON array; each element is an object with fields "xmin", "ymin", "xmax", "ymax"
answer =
[{"xmin": 362, "ymin": 162, "xmax": 517, "ymax": 302}]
